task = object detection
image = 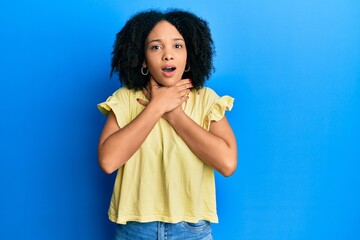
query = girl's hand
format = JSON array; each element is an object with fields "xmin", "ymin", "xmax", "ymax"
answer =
[{"xmin": 137, "ymin": 77, "xmax": 193, "ymax": 115}]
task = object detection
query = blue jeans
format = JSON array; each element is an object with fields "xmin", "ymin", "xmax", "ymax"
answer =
[{"xmin": 115, "ymin": 220, "xmax": 213, "ymax": 240}]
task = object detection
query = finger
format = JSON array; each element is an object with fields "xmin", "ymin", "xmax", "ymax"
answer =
[
  {"xmin": 184, "ymin": 88, "xmax": 192, "ymax": 98},
  {"xmin": 136, "ymin": 98, "xmax": 149, "ymax": 106},
  {"xmin": 179, "ymin": 81, "xmax": 194, "ymax": 90},
  {"xmin": 178, "ymin": 82, "xmax": 194, "ymax": 93},
  {"xmin": 176, "ymin": 78, "xmax": 192, "ymax": 86},
  {"xmin": 142, "ymin": 88, "xmax": 151, "ymax": 100},
  {"xmin": 179, "ymin": 94, "xmax": 190, "ymax": 104}
]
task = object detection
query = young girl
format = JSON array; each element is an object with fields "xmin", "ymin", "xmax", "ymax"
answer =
[{"xmin": 98, "ymin": 9, "xmax": 237, "ymax": 240}]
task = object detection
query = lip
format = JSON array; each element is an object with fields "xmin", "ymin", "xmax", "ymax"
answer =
[{"xmin": 161, "ymin": 65, "xmax": 177, "ymax": 78}]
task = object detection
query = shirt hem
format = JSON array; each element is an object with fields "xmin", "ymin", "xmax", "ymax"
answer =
[{"xmin": 109, "ymin": 214, "xmax": 219, "ymax": 225}]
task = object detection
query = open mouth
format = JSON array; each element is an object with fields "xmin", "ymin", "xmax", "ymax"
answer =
[{"xmin": 162, "ymin": 67, "xmax": 176, "ymax": 72}]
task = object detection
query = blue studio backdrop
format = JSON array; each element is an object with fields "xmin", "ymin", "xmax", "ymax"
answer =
[{"xmin": 1, "ymin": 0, "xmax": 359, "ymax": 239}]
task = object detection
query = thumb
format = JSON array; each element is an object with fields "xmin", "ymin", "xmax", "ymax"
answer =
[{"xmin": 136, "ymin": 98, "xmax": 149, "ymax": 107}]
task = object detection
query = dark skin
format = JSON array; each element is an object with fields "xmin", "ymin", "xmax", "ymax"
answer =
[{"xmin": 99, "ymin": 18, "xmax": 237, "ymax": 176}]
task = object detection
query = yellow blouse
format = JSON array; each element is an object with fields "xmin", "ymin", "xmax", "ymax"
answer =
[{"xmin": 98, "ymin": 87, "xmax": 234, "ymax": 224}]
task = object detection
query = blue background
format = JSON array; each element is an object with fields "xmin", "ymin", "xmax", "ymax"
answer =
[{"xmin": 1, "ymin": 0, "xmax": 359, "ymax": 239}]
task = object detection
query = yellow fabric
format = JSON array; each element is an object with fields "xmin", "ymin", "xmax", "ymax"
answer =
[{"xmin": 98, "ymin": 87, "xmax": 234, "ymax": 224}]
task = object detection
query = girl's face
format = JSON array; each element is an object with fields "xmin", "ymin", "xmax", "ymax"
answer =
[{"xmin": 143, "ymin": 20, "xmax": 187, "ymax": 87}]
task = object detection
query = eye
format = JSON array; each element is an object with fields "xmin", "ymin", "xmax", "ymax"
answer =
[
  {"xmin": 150, "ymin": 45, "xmax": 162, "ymax": 50},
  {"xmin": 175, "ymin": 44, "xmax": 183, "ymax": 49}
]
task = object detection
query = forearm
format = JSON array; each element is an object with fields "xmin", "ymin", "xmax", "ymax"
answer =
[
  {"xmin": 98, "ymin": 102, "xmax": 163, "ymax": 174},
  {"xmin": 166, "ymin": 110, "xmax": 237, "ymax": 176}
]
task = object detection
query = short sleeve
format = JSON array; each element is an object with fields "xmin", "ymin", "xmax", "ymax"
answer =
[
  {"xmin": 98, "ymin": 95, "xmax": 115, "ymax": 115},
  {"xmin": 204, "ymin": 95, "xmax": 234, "ymax": 130},
  {"xmin": 97, "ymin": 88, "xmax": 130, "ymax": 128}
]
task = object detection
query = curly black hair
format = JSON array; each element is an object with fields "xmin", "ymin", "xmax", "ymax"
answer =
[{"xmin": 110, "ymin": 9, "xmax": 215, "ymax": 90}]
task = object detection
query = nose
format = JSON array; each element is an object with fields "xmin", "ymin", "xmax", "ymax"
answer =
[{"xmin": 162, "ymin": 48, "xmax": 174, "ymax": 61}]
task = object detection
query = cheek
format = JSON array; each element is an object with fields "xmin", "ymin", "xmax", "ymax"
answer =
[
  {"xmin": 144, "ymin": 55, "xmax": 158, "ymax": 70},
  {"xmin": 144, "ymin": 51, "xmax": 157, "ymax": 66},
  {"xmin": 147, "ymin": 62, "xmax": 159, "ymax": 74},
  {"xmin": 182, "ymin": 52, "xmax": 188, "ymax": 65}
]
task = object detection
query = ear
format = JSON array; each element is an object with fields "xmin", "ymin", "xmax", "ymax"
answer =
[{"xmin": 142, "ymin": 60, "xmax": 147, "ymax": 68}]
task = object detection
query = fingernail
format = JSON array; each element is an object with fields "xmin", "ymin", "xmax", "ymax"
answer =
[{"xmin": 189, "ymin": 79, "xmax": 192, "ymax": 82}]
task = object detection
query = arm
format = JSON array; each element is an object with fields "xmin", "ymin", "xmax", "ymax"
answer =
[
  {"xmin": 140, "ymin": 80, "xmax": 237, "ymax": 176},
  {"xmin": 165, "ymin": 108, "xmax": 238, "ymax": 177},
  {"xmin": 98, "ymin": 104, "xmax": 162, "ymax": 174},
  {"xmin": 98, "ymin": 78, "xmax": 192, "ymax": 174}
]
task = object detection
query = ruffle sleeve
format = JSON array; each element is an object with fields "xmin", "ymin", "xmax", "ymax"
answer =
[
  {"xmin": 204, "ymin": 95, "xmax": 234, "ymax": 130},
  {"xmin": 97, "ymin": 88, "xmax": 130, "ymax": 128},
  {"xmin": 98, "ymin": 95, "xmax": 115, "ymax": 115}
]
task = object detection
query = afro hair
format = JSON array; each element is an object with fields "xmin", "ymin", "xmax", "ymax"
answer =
[{"xmin": 110, "ymin": 9, "xmax": 215, "ymax": 90}]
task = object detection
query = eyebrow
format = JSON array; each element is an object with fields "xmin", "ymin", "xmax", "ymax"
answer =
[{"xmin": 147, "ymin": 38, "xmax": 185, "ymax": 44}]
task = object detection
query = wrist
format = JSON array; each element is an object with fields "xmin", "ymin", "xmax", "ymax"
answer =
[
  {"xmin": 163, "ymin": 107, "xmax": 185, "ymax": 125},
  {"xmin": 146, "ymin": 100, "xmax": 166, "ymax": 119}
]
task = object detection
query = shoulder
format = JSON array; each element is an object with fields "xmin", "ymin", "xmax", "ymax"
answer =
[
  {"xmin": 98, "ymin": 87, "xmax": 138, "ymax": 115},
  {"xmin": 196, "ymin": 87, "xmax": 234, "ymax": 104},
  {"xmin": 194, "ymin": 87, "xmax": 220, "ymax": 105},
  {"xmin": 112, "ymin": 87, "xmax": 136, "ymax": 98},
  {"xmin": 197, "ymin": 86, "xmax": 218, "ymax": 95},
  {"xmin": 196, "ymin": 87, "xmax": 219, "ymax": 99},
  {"xmin": 108, "ymin": 87, "xmax": 141, "ymax": 105},
  {"xmin": 194, "ymin": 86, "xmax": 234, "ymax": 115}
]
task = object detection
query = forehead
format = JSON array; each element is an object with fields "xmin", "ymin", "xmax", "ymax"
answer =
[{"xmin": 146, "ymin": 20, "xmax": 183, "ymax": 41}]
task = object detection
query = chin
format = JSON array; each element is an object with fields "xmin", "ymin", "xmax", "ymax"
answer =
[{"xmin": 156, "ymin": 78, "xmax": 180, "ymax": 87}]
